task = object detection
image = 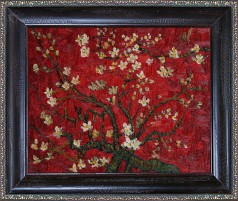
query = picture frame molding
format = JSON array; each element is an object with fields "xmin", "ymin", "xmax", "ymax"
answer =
[{"xmin": 0, "ymin": 0, "xmax": 238, "ymax": 200}]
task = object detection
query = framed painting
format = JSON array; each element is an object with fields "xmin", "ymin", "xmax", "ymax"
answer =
[{"xmin": 0, "ymin": 0, "xmax": 238, "ymax": 200}]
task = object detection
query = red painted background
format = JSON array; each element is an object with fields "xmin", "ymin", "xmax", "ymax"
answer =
[{"xmin": 28, "ymin": 27, "xmax": 211, "ymax": 173}]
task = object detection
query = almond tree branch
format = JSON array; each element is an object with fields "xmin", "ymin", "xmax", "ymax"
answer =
[
  {"xmin": 32, "ymin": 32, "xmax": 120, "ymax": 150},
  {"xmin": 136, "ymin": 87, "xmax": 185, "ymax": 138},
  {"xmin": 140, "ymin": 113, "xmax": 184, "ymax": 145},
  {"xmin": 62, "ymin": 132, "xmax": 113, "ymax": 155}
]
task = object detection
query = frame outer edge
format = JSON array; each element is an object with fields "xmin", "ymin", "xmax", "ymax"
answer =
[
  {"xmin": 0, "ymin": 1, "xmax": 6, "ymax": 200},
  {"xmin": 232, "ymin": 1, "xmax": 238, "ymax": 200},
  {"xmin": 0, "ymin": 0, "xmax": 237, "ymax": 200}
]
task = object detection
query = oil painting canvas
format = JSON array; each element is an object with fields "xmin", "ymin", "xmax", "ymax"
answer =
[{"xmin": 28, "ymin": 27, "xmax": 211, "ymax": 173}]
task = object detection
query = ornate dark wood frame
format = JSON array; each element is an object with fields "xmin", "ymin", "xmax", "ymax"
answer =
[{"xmin": 6, "ymin": 6, "xmax": 232, "ymax": 194}]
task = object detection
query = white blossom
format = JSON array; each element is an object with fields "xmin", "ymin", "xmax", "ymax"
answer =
[
  {"xmin": 121, "ymin": 123, "xmax": 133, "ymax": 136},
  {"xmin": 146, "ymin": 58, "xmax": 153, "ymax": 65},
  {"xmin": 73, "ymin": 140, "xmax": 81, "ymax": 148},
  {"xmin": 118, "ymin": 60, "xmax": 128, "ymax": 70},
  {"xmin": 127, "ymin": 54, "xmax": 138, "ymax": 63},
  {"xmin": 75, "ymin": 34, "xmax": 89, "ymax": 46},
  {"xmin": 157, "ymin": 66, "xmax": 174, "ymax": 78},
  {"xmin": 109, "ymin": 47, "xmax": 119, "ymax": 58},
  {"xmin": 63, "ymin": 67, "xmax": 71, "ymax": 76},
  {"xmin": 193, "ymin": 54, "xmax": 205, "ymax": 64},
  {"xmin": 136, "ymin": 71, "xmax": 146, "ymax": 79},
  {"xmin": 191, "ymin": 44, "xmax": 200, "ymax": 53},
  {"xmin": 78, "ymin": 159, "xmax": 86, "ymax": 169},
  {"xmin": 33, "ymin": 64, "xmax": 39, "ymax": 73},
  {"xmin": 122, "ymin": 137, "xmax": 141, "ymax": 150},
  {"xmin": 33, "ymin": 155, "xmax": 41, "ymax": 164},
  {"xmin": 71, "ymin": 75, "xmax": 80, "ymax": 85},
  {"xmin": 53, "ymin": 126, "xmax": 62, "ymax": 138},
  {"xmin": 44, "ymin": 87, "xmax": 53, "ymax": 98},
  {"xmin": 169, "ymin": 47, "xmax": 179, "ymax": 58},
  {"xmin": 108, "ymin": 86, "xmax": 118, "ymax": 95},
  {"xmin": 138, "ymin": 96, "xmax": 150, "ymax": 107},
  {"xmin": 40, "ymin": 142, "xmax": 48, "ymax": 151},
  {"xmin": 69, "ymin": 163, "xmax": 77, "ymax": 172},
  {"xmin": 88, "ymin": 157, "xmax": 100, "ymax": 168},
  {"xmin": 81, "ymin": 121, "xmax": 93, "ymax": 132},
  {"xmin": 62, "ymin": 82, "xmax": 71, "ymax": 90},
  {"xmin": 43, "ymin": 115, "xmax": 53, "ymax": 125},
  {"xmin": 47, "ymin": 97, "xmax": 57, "ymax": 107},
  {"xmin": 80, "ymin": 46, "xmax": 90, "ymax": 57},
  {"xmin": 132, "ymin": 61, "xmax": 142, "ymax": 70},
  {"xmin": 31, "ymin": 139, "xmax": 38, "ymax": 150},
  {"xmin": 99, "ymin": 157, "xmax": 110, "ymax": 166}
]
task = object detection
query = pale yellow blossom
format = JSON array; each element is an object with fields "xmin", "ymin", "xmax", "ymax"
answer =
[
  {"xmin": 88, "ymin": 157, "xmax": 100, "ymax": 168},
  {"xmin": 106, "ymin": 130, "xmax": 113, "ymax": 138},
  {"xmin": 44, "ymin": 87, "xmax": 53, "ymax": 98},
  {"xmin": 33, "ymin": 64, "xmax": 39, "ymax": 73},
  {"xmin": 172, "ymin": 112, "xmax": 178, "ymax": 121},
  {"xmin": 127, "ymin": 54, "xmax": 138, "ymax": 63},
  {"xmin": 80, "ymin": 46, "xmax": 90, "ymax": 57},
  {"xmin": 138, "ymin": 96, "xmax": 150, "ymax": 107},
  {"xmin": 169, "ymin": 47, "xmax": 179, "ymax": 58},
  {"xmin": 81, "ymin": 121, "xmax": 93, "ymax": 132},
  {"xmin": 96, "ymin": 65, "xmax": 106, "ymax": 74},
  {"xmin": 45, "ymin": 152, "xmax": 54, "ymax": 161},
  {"xmin": 98, "ymin": 51, "xmax": 105, "ymax": 59},
  {"xmin": 31, "ymin": 139, "xmax": 38, "ymax": 150},
  {"xmin": 78, "ymin": 159, "xmax": 86, "ymax": 169},
  {"xmin": 92, "ymin": 129, "xmax": 99, "ymax": 138},
  {"xmin": 130, "ymin": 138, "xmax": 142, "ymax": 150},
  {"xmin": 47, "ymin": 97, "xmax": 57, "ymax": 107},
  {"xmin": 132, "ymin": 44, "xmax": 140, "ymax": 52},
  {"xmin": 121, "ymin": 123, "xmax": 133, "ymax": 136},
  {"xmin": 40, "ymin": 111, "xmax": 46, "ymax": 119},
  {"xmin": 109, "ymin": 47, "xmax": 119, "ymax": 58},
  {"xmin": 118, "ymin": 60, "xmax": 128, "ymax": 70},
  {"xmin": 63, "ymin": 67, "xmax": 71, "ymax": 76},
  {"xmin": 53, "ymin": 126, "xmax": 62, "ymax": 138},
  {"xmin": 146, "ymin": 58, "xmax": 153, "ymax": 65},
  {"xmin": 71, "ymin": 75, "xmax": 80, "ymax": 85},
  {"xmin": 33, "ymin": 155, "xmax": 41, "ymax": 164},
  {"xmin": 193, "ymin": 54, "xmax": 205, "ymax": 64},
  {"xmin": 99, "ymin": 157, "xmax": 110, "ymax": 166},
  {"xmin": 108, "ymin": 86, "xmax": 118, "ymax": 95},
  {"xmin": 73, "ymin": 140, "xmax": 81, "ymax": 148},
  {"xmin": 197, "ymin": 101, "xmax": 203, "ymax": 108},
  {"xmin": 191, "ymin": 44, "xmax": 200, "ymax": 53},
  {"xmin": 157, "ymin": 66, "xmax": 174, "ymax": 78},
  {"xmin": 44, "ymin": 115, "xmax": 53, "ymax": 125},
  {"xmin": 159, "ymin": 56, "xmax": 165, "ymax": 63},
  {"xmin": 69, "ymin": 163, "xmax": 77, "ymax": 172},
  {"xmin": 132, "ymin": 61, "xmax": 142, "ymax": 70},
  {"xmin": 62, "ymin": 82, "xmax": 71, "ymax": 90},
  {"xmin": 122, "ymin": 137, "xmax": 141, "ymax": 150},
  {"xmin": 176, "ymin": 140, "xmax": 181, "ymax": 147},
  {"xmin": 106, "ymin": 96, "xmax": 116, "ymax": 105},
  {"xmin": 40, "ymin": 142, "xmax": 48, "ymax": 151},
  {"xmin": 75, "ymin": 34, "xmax": 89, "ymax": 46},
  {"xmin": 136, "ymin": 71, "xmax": 146, "ymax": 79}
]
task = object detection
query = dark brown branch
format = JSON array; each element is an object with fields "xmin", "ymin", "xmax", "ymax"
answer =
[
  {"xmin": 117, "ymin": 96, "xmax": 134, "ymax": 132},
  {"xmin": 32, "ymin": 33, "xmax": 121, "ymax": 150},
  {"xmin": 29, "ymin": 124, "xmax": 52, "ymax": 144},
  {"xmin": 140, "ymin": 113, "xmax": 184, "ymax": 145},
  {"xmin": 62, "ymin": 133, "xmax": 113, "ymax": 155},
  {"xmin": 136, "ymin": 89, "xmax": 185, "ymax": 138}
]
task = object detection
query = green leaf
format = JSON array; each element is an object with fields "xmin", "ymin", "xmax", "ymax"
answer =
[
  {"xmin": 156, "ymin": 161, "xmax": 180, "ymax": 173},
  {"xmin": 133, "ymin": 157, "xmax": 180, "ymax": 173}
]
